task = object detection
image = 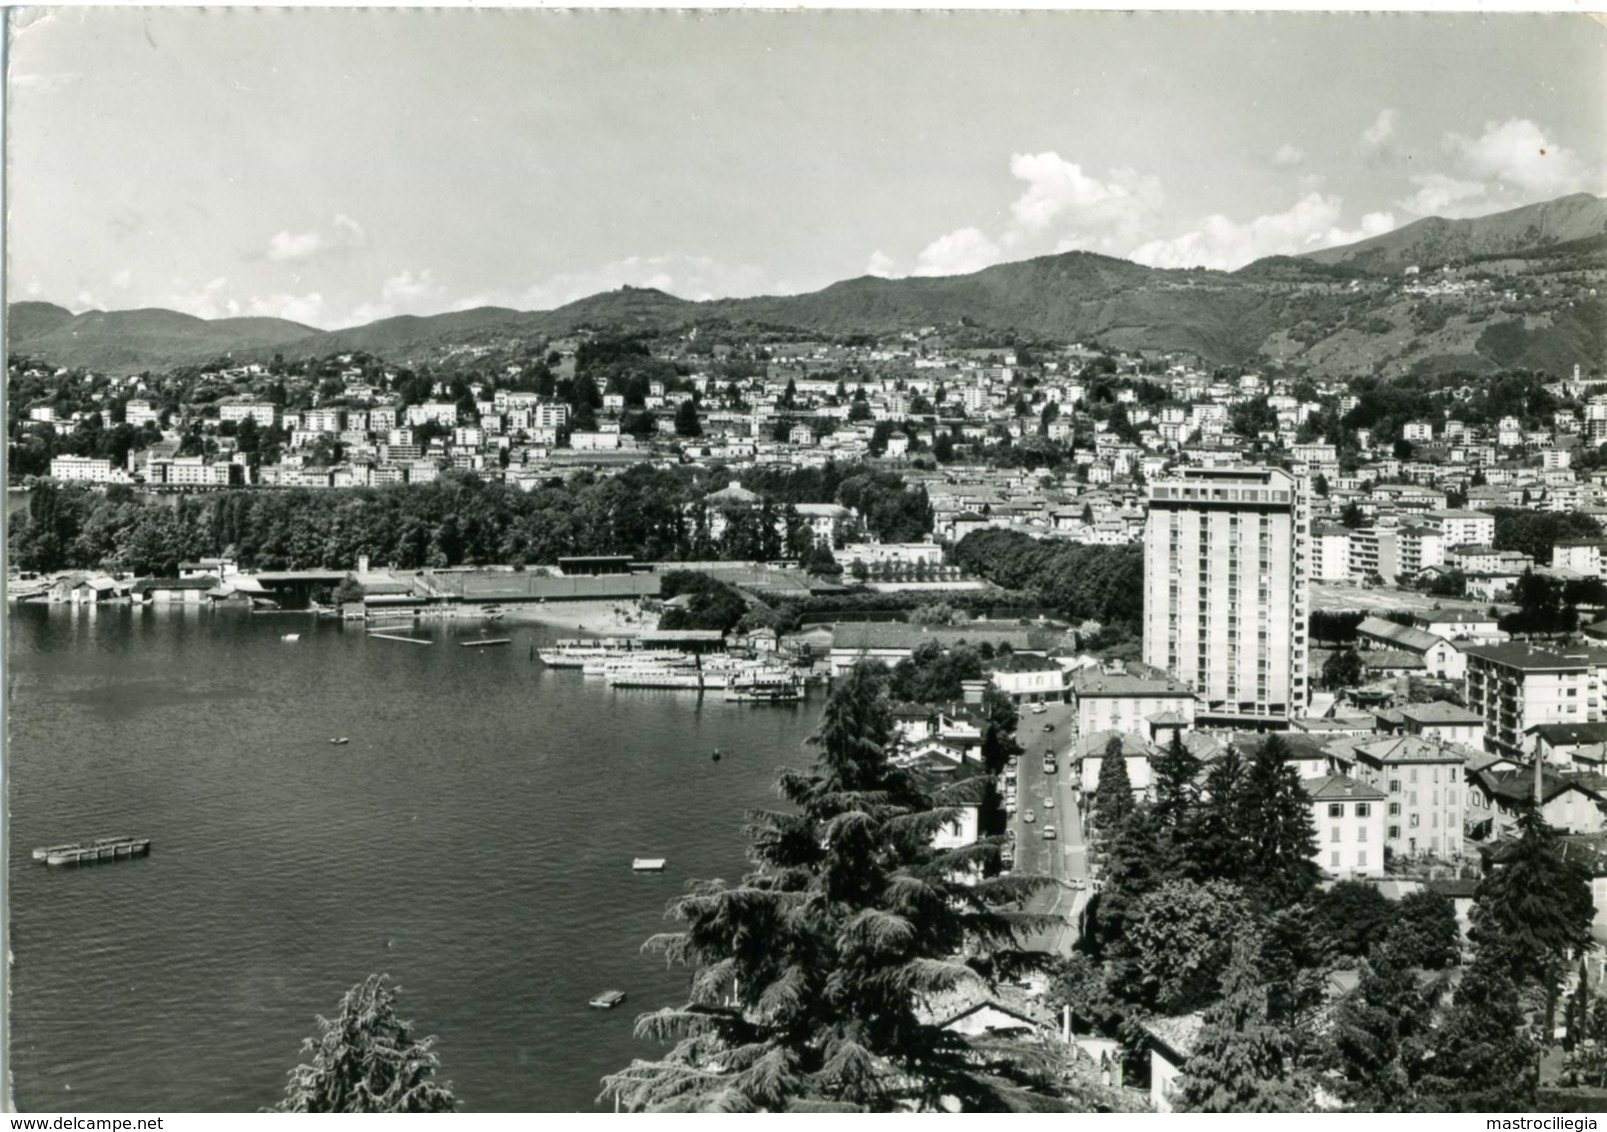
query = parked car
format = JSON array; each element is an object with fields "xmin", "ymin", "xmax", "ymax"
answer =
[
  {"xmin": 1030, "ymin": 703, "xmax": 1047, "ymax": 715},
  {"xmin": 1044, "ymin": 796, "xmax": 1055, "ymax": 809},
  {"xmin": 1042, "ymin": 723, "xmax": 1055, "ymax": 732},
  {"xmin": 1023, "ymin": 810, "xmax": 1036, "ymax": 824},
  {"xmin": 1043, "ymin": 826, "xmax": 1057, "ymax": 840},
  {"xmin": 1042, "ymin": 758, "xmax": 1057, "ymax": 774}
]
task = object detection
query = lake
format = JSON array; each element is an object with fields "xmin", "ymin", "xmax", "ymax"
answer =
[{"xmin": 6, "ymin": 603, "xmax": 822, "ymax": 1111}]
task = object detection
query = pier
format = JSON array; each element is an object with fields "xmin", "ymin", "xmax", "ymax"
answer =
[{"xmin": 369, "ymin": 632, "xmax": 433, "ymax": 645}]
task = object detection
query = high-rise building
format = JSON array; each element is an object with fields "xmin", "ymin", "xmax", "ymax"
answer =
[{"xmin": 1143, "ymin": 465, "xmax": 1310, "ymax": 728}]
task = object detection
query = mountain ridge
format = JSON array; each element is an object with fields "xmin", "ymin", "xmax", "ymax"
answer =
[{"xmin": 10, "ymin": 193, "xmax": 1604, "ymax": 376}]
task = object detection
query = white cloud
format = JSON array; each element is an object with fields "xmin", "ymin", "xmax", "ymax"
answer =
[
  {"xmin": 864, "ymin": 250, "xmax": 896, "ymax": 278},
  {"xmin": 110, "ymin": 269, "xmax": 133, "ymax": 289},
  {"xmin": 1003, "ymin": 152, "xmax": 1162, "ymax": 251},
  {"xmin": 332, "ymin": 214, "xmax": 368, "ymax": 248},
  {"xmin": 264, "ymin": 215, "xmax": 369, "ymax": 263},
  {"xmin": 163, "ymin": 277, "xmax": 232, "ymax": 320},
  {"xmin": 1444, "ymin": 117, "xmax": 1592, "ymax": 198},
  {"xmin": 1128, "ymin": 193, "xmax": 1396, "ymax": 270},
  {"xmin": 247, "ymin": 292, "xmax": 325, "ymax": 326},
  {"xmin": 266, "ymin": 230, "xmax": 324, "ymax": 263},
  {"xmin": 1398, "ymin": 173, "xmax": 1489, "ymax": 217},
  {"xmin": 1272, "ymin": 144, "xmax": 1305, "ymax": 168},
  {"xmin": 381, "ymin": 268, "xmax": 443, "ymax": 308},
  {"xmin": 1363, "ymin": 109, "xmax": 1397, "ymax": 149},
  {"xmin": 913, "ymin": 228, "xmax": 1002, "ymax": 277}
]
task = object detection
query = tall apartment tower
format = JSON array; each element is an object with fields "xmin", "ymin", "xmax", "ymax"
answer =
[{"xmin": 1143, "ymin": 465, "xmax": 1311, "ymax": 728}]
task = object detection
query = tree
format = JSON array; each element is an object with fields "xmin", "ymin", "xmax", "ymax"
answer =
[
  {"xmin": 1151, "ymin": 730, "xmax": 1202, "ymax": 834},
  {"xmin": 1312, "ymin": 881, "xmax": 1398, "ymax": 959},
  {"xmin": 1173, "ymin": 935, "xmax": 1309, "ymax": 1113},
  {"xmin": 600, "ymin": 662, "xmax": 1102, "ymax": 1112},
  {"xmin": 1184, "ymin": 748, "xmax": 1249, "ymax": 885},
  {"xmin": 1470, "ymin": 802, "xmax": 1594, "ymax": 1028},
  {"xmin": 1236, "ymin": 737, "xmax": 1319, "ymax": 908},
  {"xmin": 1382, "ymin": 891, "xmax": 1461, "ymax": 970},
  {"xmin": 1326, "ymin": 948, "xmax": 1439, "ymax": 1110},
  {"xmin": 1093, "ymin": 737, "xmax": 1132, "ymax": 833},
  {"xmin": 1115, "ymin": 879, "xmax": 1250, "ymax": 1014},
  {"xmin": 274, "ymin": 974, "xmax": 456, "ymax": 1113},
  {"xmin": 1322, "ymin": 648, "xmax": 1365, "ymax": 690}
]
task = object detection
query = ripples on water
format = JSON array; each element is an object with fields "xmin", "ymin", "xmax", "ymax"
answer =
[{"xmin": 6, "ymin": 605, "xmax": 822, "ymax": 1111}]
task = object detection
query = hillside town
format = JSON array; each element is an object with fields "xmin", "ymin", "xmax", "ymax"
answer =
[{"xmin": 15, "ymin": 305, "xmax": 1607, "ymax": 1109}]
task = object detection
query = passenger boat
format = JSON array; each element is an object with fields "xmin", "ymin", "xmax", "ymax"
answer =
[
  {"xmin": 726, "ymin": 669, "xmax": 804, "ymax": 703},
  {"xmin": 589, "ymin": 990, "xmax": 627, "ymax": 1009},
  {"xmin": 537, "ymin": 638, "xmax": 642, "ymax": 669}
]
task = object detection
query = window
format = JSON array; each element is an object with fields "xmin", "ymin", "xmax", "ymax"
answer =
[
  {"xmin": 1331, "ymin": 827, "xmax": 1341, "ymax": 843},
  {"xmin": 1358, "ymin": 850, "xmax": 1368, "ymax": 867},
  {"xmin": 1389, "ymin": 824, "xmax": 1401, "ymax": 839},
  {"xmin": 1409, "ymin": 792, "xmax": 1418, "ymax": 806},
  {"xmin": 1355, "ymin": 803, "xmax": 1371, "ymax": 818},
  {"xmin": 1447, "ymin": 789, "xmax": 1456, "ymax": 805},
  {"xmin": 1410, "ymin": 813, "xmax": 1420, "ymax": 828},
  {"xmin": 1389, "ymin": 779, "xmax": 1401, "ymax": 793},
  {"xmin": 1331, "ymin": 851, "xmax": 1341, "ymax": 867},
  {"xmin": 1358, "ymin": 826, "xmax": 1368, "ymax": 843},
  {"xmin": 1327, "ymin": 803, "xmax": 1344, "ymax": 818},
  {"xmin": 1389, "ymin": 802, "xmax": 1401, "ymax": 816},
  {"xmin": 1409, "ymin": 768, "xmax": 1418, "ymax": 784}
]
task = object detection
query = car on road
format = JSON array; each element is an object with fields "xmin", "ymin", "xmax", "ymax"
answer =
[
  {"xmin": 1030, "ymin": 703, "xmax": 1047, "ymax": 714},
  {"xmin": 1042, "ymin": 723, "xmax": 1055, "ymax": 732},
  {"xmin": 1068, "ymin": 877, "xmax": 1085, "ymax": 890},
  {"xmin": 1023, "ymin": 810, "xmax": 1036, "ymax": 824},
  {"xmin": 1001, "ymin": 845, "xmax": 1015, "ymax": 867},
  {"xmin": 1044, "ymin": 796, "xmax": 1055, "ymax": 809},
  {"xmin": 1042, "ymin": 757, "xmax": 1057, "ymax": 774},
  {"xmin": 1043, "ymin": 826, "xmax": 1057, "ymax": 840}
]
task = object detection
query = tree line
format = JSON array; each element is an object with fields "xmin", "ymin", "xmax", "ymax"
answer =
[
  {"xmin": 8, "ymin": 461, "xmax": 934, "ymax": 577},
  {"xmin": 949, "ymin": 528, "xmax": 1144, "ymax": 634},
  {"xmin": 1061, "ymin": 731, "xmax": 1592, "ymax": 1112}
]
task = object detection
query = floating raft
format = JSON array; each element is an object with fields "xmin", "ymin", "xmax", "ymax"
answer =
[
  {"xmin": 369, "ymin": 632, "xmax": 433, "ymax": 645},
  {"xmin": 34, "ymin": 837, "xmax": 151, "ymax": 867},
  {"xmin": 589, "ymin": 990, "xmax": 627, "ymax": 1009},
  {"xmin": 460, "ymin": 638, "xmax": 511, "ymax": 648},
  {"xmin": 632, "ymin": 857, "xmax": 667, "ymax": 872}
]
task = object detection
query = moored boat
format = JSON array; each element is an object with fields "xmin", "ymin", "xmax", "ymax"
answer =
[{"xmin": 39, "ymin": 836, "xmax": 151, "ymax": 866}]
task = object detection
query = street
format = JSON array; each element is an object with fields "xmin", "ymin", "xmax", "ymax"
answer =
[{"xmin": 1003, "ymin": 698, "xmax": 1091, "ymax": 956}]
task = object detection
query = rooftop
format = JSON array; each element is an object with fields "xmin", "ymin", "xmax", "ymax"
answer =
[
  {"xmin": 1461, "ymin": 642, "xmax": 1590, "ymax": 671},
  {"xmin": 1399, "ymin": 701, "xmax": 1485, "ymax": 726},
  {"xmin": 1305, "ymin": 774, "xmax": 1389, "ymax": 803}
]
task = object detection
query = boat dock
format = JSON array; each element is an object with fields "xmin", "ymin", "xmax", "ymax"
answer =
[
  {"xmin": 369, "ymin": 632, "xmax": 433, "ymax": 645},
  {"xmin": 460, "ymin": 638, "xmax": 511, "ymax": 648},
  {"xmin": 34, "ymin": 836, "xmax": 151, "ymax": 866}
]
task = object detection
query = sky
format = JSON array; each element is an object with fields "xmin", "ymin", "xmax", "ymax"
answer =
[{"xmin": 7, "ymin": 8, "xmax": 1606, "ymax": 330}]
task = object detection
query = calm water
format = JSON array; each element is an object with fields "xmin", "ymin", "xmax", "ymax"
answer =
[{"xmin": 6, "ymin": 605, "xmax": 822, "ymax": 1111}]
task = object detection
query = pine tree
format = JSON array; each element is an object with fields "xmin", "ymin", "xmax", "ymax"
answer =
[
  {"xmin": 1326, "ymin": 948, "xmax": 1439, "ymax": 1110},
  {"xmin": 1093, "ymin": 736, "xmax": 1132, "ymax": 834},
  {"xmin": 1173, "ymin": 935, "xmax": 1309, "ymax": 1113},
  {"xmin": 1184, "ymin": 748, "xmax": 1249, "ymax": 885},
  {"xmin": 1470, "ymin": 801, "xmax": 1594, "ymax": 1034},
  {"xmin": 274, "ymin": 974, "xmax": 456, "ymax": 1113},
  {"xmin": 1236, "ymin": 736, "xmax": 1319, "ymax": 908},
  {"xmin": 1151, "ymin": 729, "xmax": 1202, "ymax": 834},
  {"xmin": 600, "ymin": 662, "xmax": 1108, "ymax": 1112},
  {"xmin": 1418, "ymin": 941, "xmax": 1538, "ymax": 1110}
]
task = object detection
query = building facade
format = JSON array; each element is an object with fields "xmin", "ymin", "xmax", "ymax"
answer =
[{"xmin": 1143, "ymin": 465, "xmax": 1310, "ymax": 728}]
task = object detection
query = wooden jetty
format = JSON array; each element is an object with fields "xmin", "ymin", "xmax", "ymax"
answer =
[
  {"xmin": 460, "ymin": 638, "xmax": 512, "ymax": 648},
  {"xmin": 369, "ymin": 632, "xmax": 433, "ymax": 645}
]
